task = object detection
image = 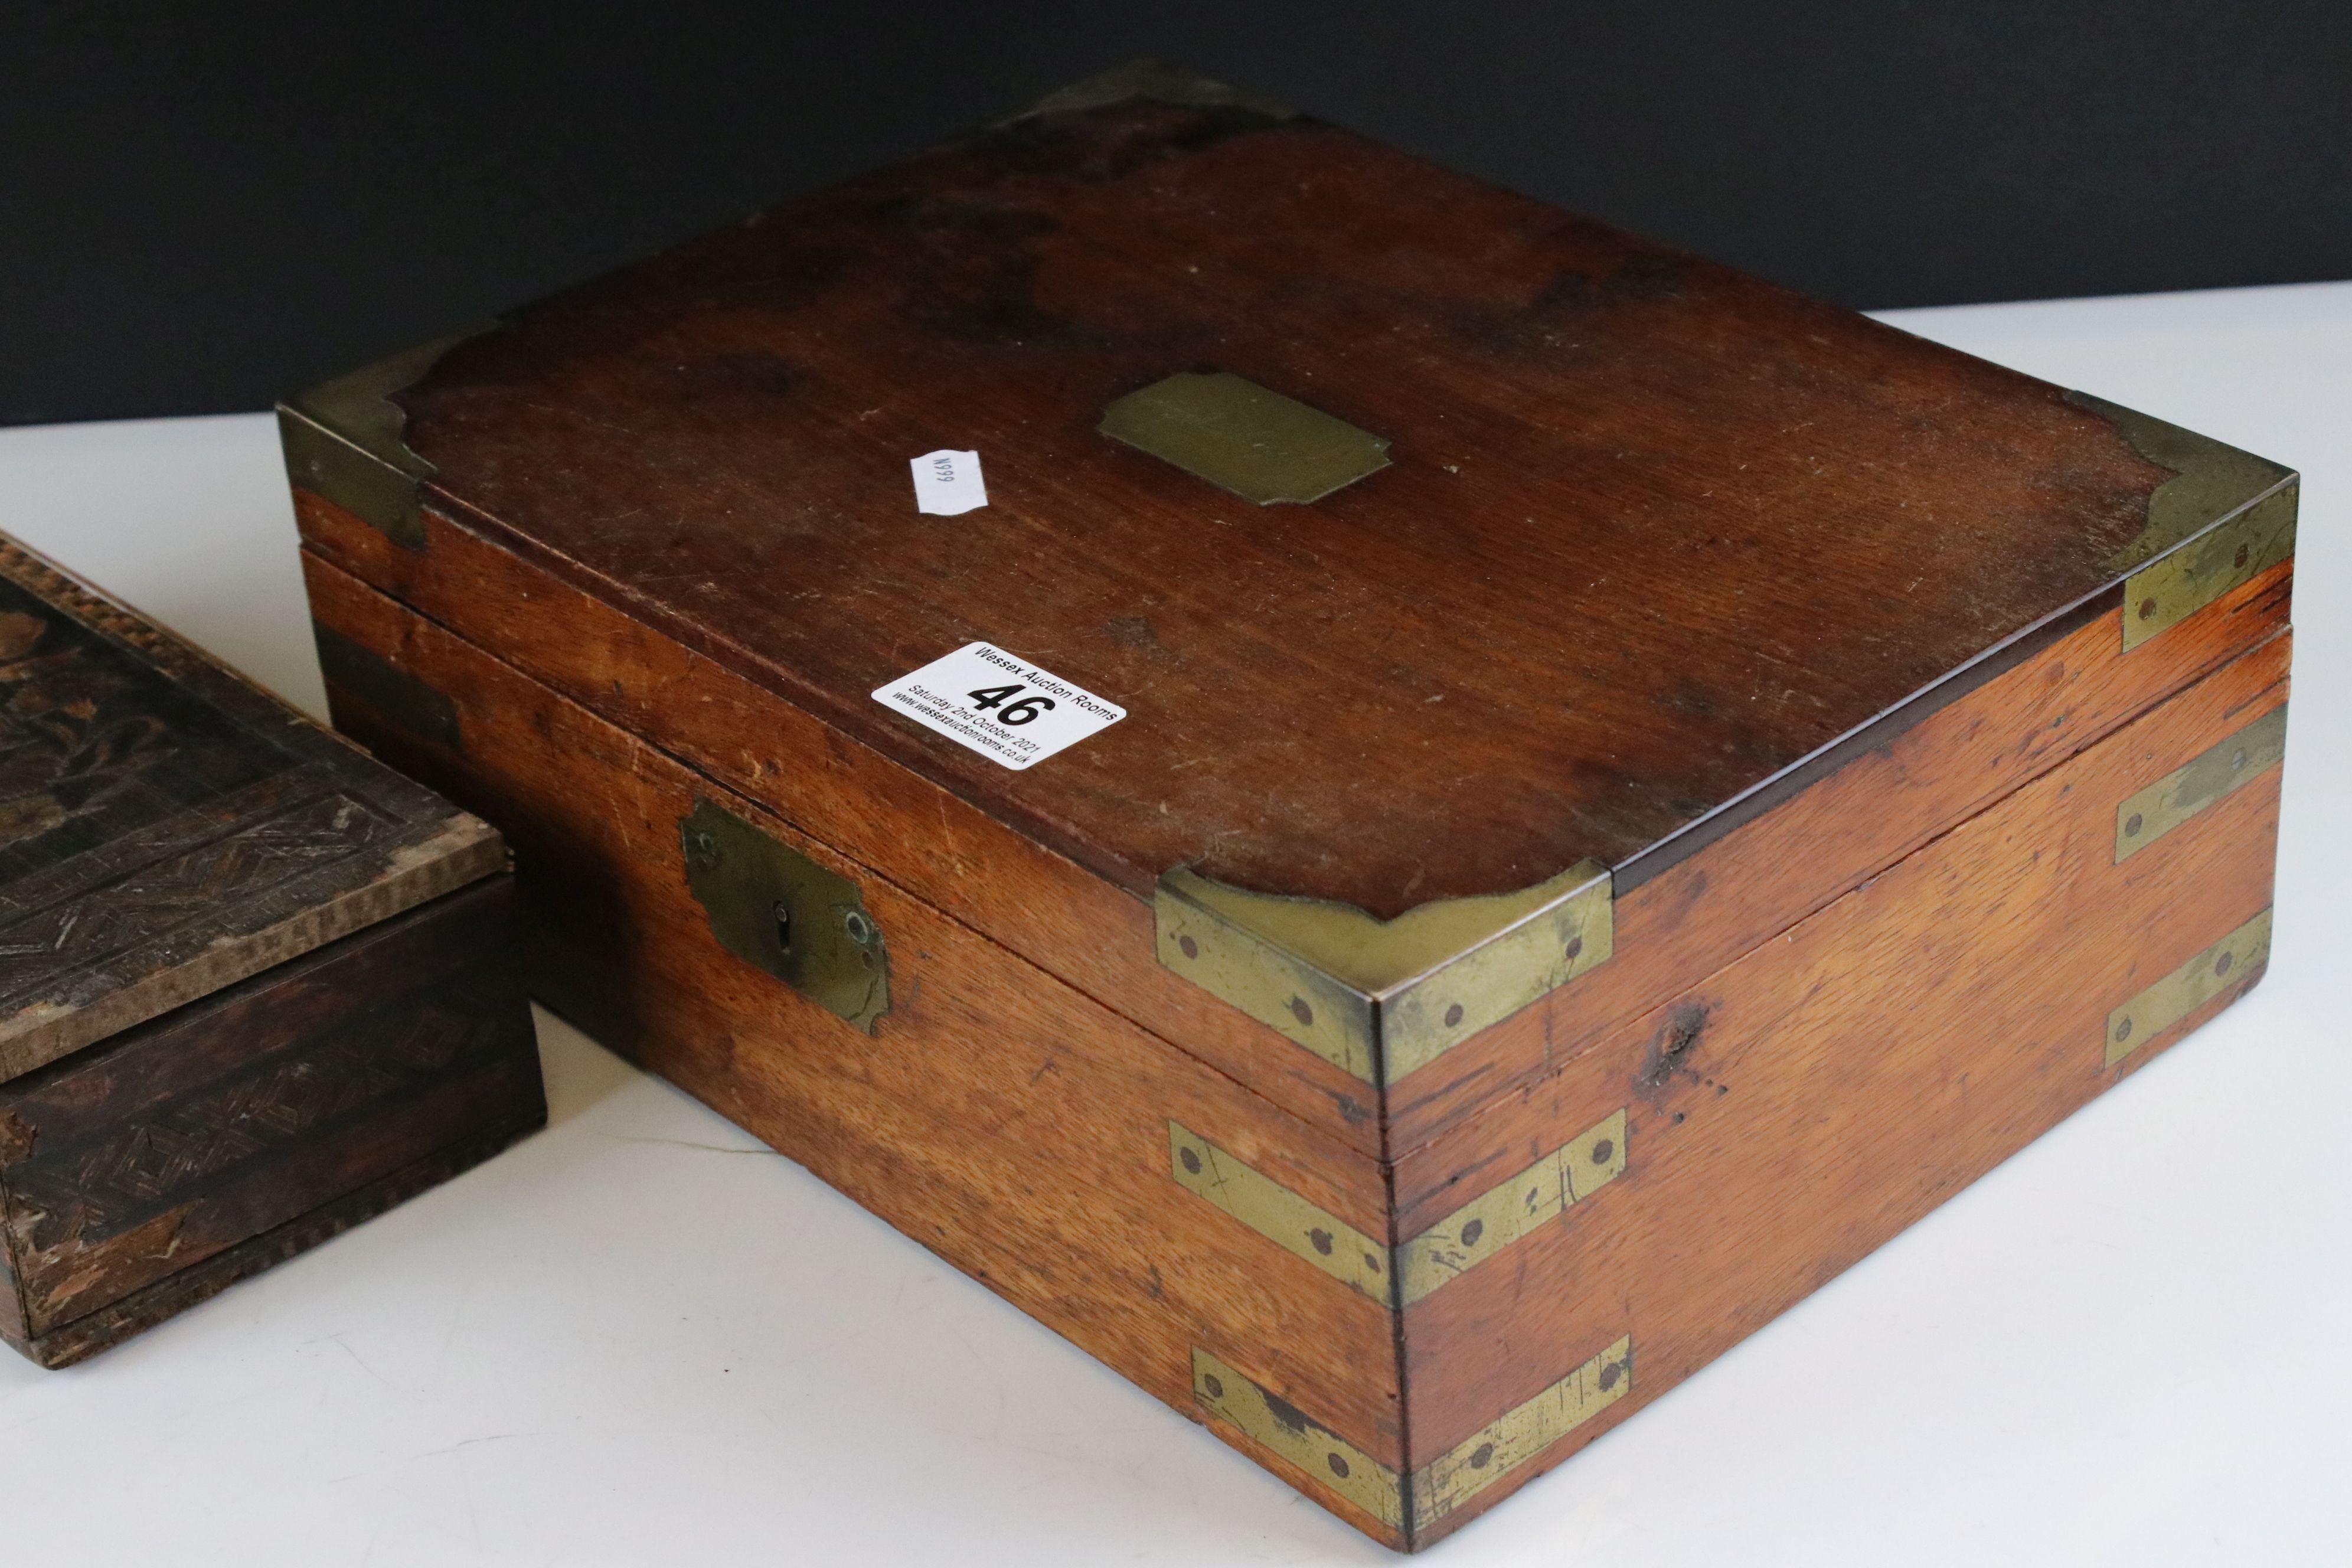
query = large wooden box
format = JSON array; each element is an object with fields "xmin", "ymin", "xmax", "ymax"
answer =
[
  {"xmin": 0, "ymin": 534, "xmax": 545, "ymax": 1368},
  {"xmin": 278, "ymin": 67, "xmax": 2291, "ymax": 1549}
]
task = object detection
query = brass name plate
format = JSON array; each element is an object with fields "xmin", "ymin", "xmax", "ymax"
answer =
[
  {"xmin": 2105, "ymin": 907, "xmax": 2271, "ymax": 1067},
  {"xmin": 1100, "ymin": 372, "xmax": 1390, "ymax": 505},
  {"xmin": 2115, "ymin": 705, "xmax": 2287, "ymax": 863},
  {"xmin": 1191, "ymin": 1335, "xmax": 1634, "ymax": 1534}
]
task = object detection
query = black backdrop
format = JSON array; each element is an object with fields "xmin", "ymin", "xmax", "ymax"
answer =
[{"xmin": 5, "ymin": 1, "xmax": 2348, "ymax": 426}]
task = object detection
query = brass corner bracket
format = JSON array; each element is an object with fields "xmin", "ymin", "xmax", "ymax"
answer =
[
  {"xmin": 1155, "ymin": 860, "xmax": 1612, "ymax": 1085},
  {"xmin": 2069, "ymin": 391, "xmax": 2298, "ymax": 651},
  {"xmin": 276, "ymin": 325, "xmax": 496, "ymax": 550},
  {"xmin": 1193, "ymin": 1334, "xmax": 1632, "ymax": 1537}
]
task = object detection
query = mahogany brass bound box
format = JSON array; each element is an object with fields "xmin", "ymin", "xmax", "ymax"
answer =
[
  {"xmin": 277, "ymin": 66, "xmax": 2292, "ymax": 1550},
  {"xmin": 0, "ymin": 534, "xmax": 544, "ymax": 1370}
]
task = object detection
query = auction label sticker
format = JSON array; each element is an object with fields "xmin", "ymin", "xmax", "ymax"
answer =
[
  {"xmin": 910, "ymin": 449, "xmax": 988, "ymax": 515},
  {"xmin": 871, "ymin": 642, "xmax": 1125, "ymax": 770}
]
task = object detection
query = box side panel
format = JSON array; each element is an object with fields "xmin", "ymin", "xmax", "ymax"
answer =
[
  {"xmin": 1390, "ymin": 557, "xmax": 2290, "ymax": 1148},
  {"xmin": 4, "ymin": 1112, "xmax": 538, "ymax": 1370},
  {"xmin": 293, "ymin": 491, "xmax": 2289, "ymax": 1164},
  {"xmin": 0, "ymin": 876, "xmax": 543, "ymax": 1343},
  {"xmin": 1389, "ymin": 634, "xmax": 2286, "ymax": 1543},
  {"xmin": 300, "ymin": 553, "xmax": 1410, "ymax": 1545}
]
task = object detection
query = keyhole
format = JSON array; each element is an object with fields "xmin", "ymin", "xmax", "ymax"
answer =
[{"xmin": 773, "ymin": 901, "xmax": 793, "ymax": 952}]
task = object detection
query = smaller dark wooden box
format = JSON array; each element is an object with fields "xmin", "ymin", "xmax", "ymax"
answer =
[{"xmin": 0, "ymin": 533, "xmax": 544, "ymax": 1368}]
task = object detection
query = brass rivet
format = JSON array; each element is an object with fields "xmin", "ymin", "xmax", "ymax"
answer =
[
  {"xmin": 1178, "ymin": 934, "xmax": 1199, "ymax": 959},
  {"xmin": 1598, "ymin": 1360, "xmax": 1623, "ymax": 1391},
  {"xmin": 1460, "ymin": 1218, "xmax": 1485, "ymax": 1247},
  {"xmin": 1289, "ymin": 996, "xmax": 1315, "ymax": 1027},
  {"xmin": 2115, "ymin": 1017, "xmax": 2134, "ymax": 1043},
  {"xmin": 1201, "ymin": 1373, "xmax": 1224, "ymax": 1400},
  {"xmin": 1327, "ymin": 1452, "xmax": 1351, "ymax": 1479},
  {"xmin": 1364, "ymin": 1252, "xmax": 1383, "ymax": 1274},
  {"xmin": 2215, "ymin": 950, "xmax": 2234, "ymax": 977},
  {"xmin": 1564, "ymin": 935, "xmax": 1584, "ymax": 963},
  {"xmin": 2124, "ymin": 812, "xmax": 2144, "ymax": 837},
  {"xmin": 773, "ymin": 901, "xmax": 793, "ymax": 950},
  {"xmin": 1180, "ymin": 1146, "xmax": 1202, "ymax": 1175},
  {"xmin": 1469, "ymin": 1442, "xmax": 1495, "ymax": 1469},
  {"xmin": 2138, "ymin": 597, "xmax": 2158, "ymax": 620},
  {"xmin": 1308, "ymin": 1227, "xmax": 1335, "ymax": 1256},
  {"xmin": 1443, "ymin": 1002, "xmax": 1465, "ymax": 1028},
  {"xmin": 2231, "ymin": 749, "xmax": 2248, "ymax": 771},
  {"xmin": 1590, "ymin": 1138, "xmax": 1615, "ymax": 1164},
  {"xmin": 842, "ymin": 909, "xmax": 874, "ymax": 945},
  {"xmin": 2235, "ymin": 542, "xmax": 2252, "ymax": 569}
]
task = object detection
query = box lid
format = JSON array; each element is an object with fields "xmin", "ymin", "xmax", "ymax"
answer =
[
  {"xmin": 279, "ymin": 66, "xmax": 2294, "ymax": 1100},
  {"xmin": 0, "ymin": 536, "xmax": 505, "ymax": 1084}
]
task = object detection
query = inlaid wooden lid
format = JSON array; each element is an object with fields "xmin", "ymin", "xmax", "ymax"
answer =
[
  {"xmin": 279, "ymin": 68, "xmax": 2293, "ymax": 933},
  {"xmin": 0, "ymin": 536, "xmax": 505, "ymax": 1084}
]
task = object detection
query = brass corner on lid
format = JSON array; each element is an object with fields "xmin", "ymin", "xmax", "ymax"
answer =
[
  {"xmin": 1004, "ymin": 60, "xmax": 1298, "ymax": 125},
  {"xmin": 276, "ymin": 324, "xmax": 498, "ymax": 551},
  {"xmin": 2067, "ymin": 391, "xmax": 2298, "ymax": 651},
  {"xmin": 1154, "ymin": 860, "xmax": 1613, "ymax": 1086}
]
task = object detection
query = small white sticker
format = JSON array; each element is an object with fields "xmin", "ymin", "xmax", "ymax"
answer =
[
  {"xmin": 910, "ymin": 449, "xmax": 988, "ymax": 515},
  {"xmin": 871, "ymin": 642, "xmax": 1125, "ymax": 770}
]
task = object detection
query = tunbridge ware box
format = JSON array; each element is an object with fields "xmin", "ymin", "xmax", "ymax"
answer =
[
  {"xmin": 0, "ymin": 534, "xmax": 544, "ymax": 1369},
  {"xmin": 277, "ymin": 64, "xmax": 2292, "ymax": 1550}
]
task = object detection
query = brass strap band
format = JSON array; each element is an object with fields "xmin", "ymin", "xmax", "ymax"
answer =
[
  {"xmin": 1167, "ymin": 1121, "xmax": 1391, "ymax": 1301},
  {"xmin": 1169, "ymin": 1112, "xmax": 1628, "ymax": 1307},
  {"xmin": 2113, "ymin": 704, "xmax": 2286, "ymax": 863},
  {"xmin": 1191, "ymin": 1335, "xmax": 1634, "ymax": 1534},
  {"xmin": 2105, "ymin": 907, "xmax": 2271, "ymax": 1067},
  {"xmin": 1397, "ymin": 1110, "xmax": 1627, "ymax": 1305}
]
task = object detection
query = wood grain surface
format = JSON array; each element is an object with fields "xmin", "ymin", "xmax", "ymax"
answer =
[
  {"xmin": 296, "ymin": 488, "xmax": 2289, "ymax": 1161},
  {"xmin": 302, "ymin": 538, "xmax": 2284, "ymax": 1550},
  {"xmin": 279, "ymin": 91, "xmax": 2299, "ymax": 1549},
  {"xmin": 386, "ymin": 96, "xmax": 2191, "ymax": 924},
  {"xmin": 1386, "ymin": 560, "xmax": 2290, "ymax": 1150},
  {"xmin": 303, "ymin": 551, "xmax": 1412, "ymax": 1542},
  {"xmin": 1389, "ymin": 633, "xmax": 2284, "ymax": 1543},
  {"xmin": 0, "ymin": 876, "xmax": 545, "ymax": 1364}
]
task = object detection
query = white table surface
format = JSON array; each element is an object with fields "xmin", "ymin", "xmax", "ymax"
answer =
[{"xmin": 0, "ymin": 282, "xmax": 2346, "ymax": 1566}]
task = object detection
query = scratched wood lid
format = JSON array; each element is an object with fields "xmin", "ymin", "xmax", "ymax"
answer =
[
  {"xmin": 0, "ymin": 535, "xmax": 505, "ymax": 1085},
  {"xmin": 279, "ymin": 66, "xmax": 2294, "ymax": 927}
]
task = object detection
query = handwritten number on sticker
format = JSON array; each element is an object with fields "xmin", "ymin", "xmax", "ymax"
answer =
[{"xmin": 966, "ymin": 684, "xmax": 1059, "ymax": 727}]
